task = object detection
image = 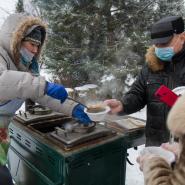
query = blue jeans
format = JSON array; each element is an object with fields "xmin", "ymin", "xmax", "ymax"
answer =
[{"xmin": 0, "ymin": 165, "xmax": 13, "ymax": 185}]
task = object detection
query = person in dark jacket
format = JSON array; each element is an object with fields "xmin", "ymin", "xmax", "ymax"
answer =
[{"xmin": 105, "ymin": 15, "xmax": 185, "ymax": 146}]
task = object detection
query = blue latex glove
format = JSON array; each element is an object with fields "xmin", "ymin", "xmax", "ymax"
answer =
[
  {"xmin": 45, "ymin": 82, "xmax": 68, "ymax": 103},
  {"xmin": 72, "ymin": 104, "xmax": 92, "ymax": 125}
]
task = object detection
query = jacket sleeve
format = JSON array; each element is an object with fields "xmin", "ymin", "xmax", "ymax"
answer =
[
  {"xmin": 0, "ymin": 55, "xmax": 77, "ymax": 116},
  {"xmin": 142, "ymin": 157, "xmax": 173, "ymax": 185},
  {"xmin": 121, "ymin": 65, "xmax": 148, "ymax": 114},
  {"xmin": 35, "ymin": 96, "xmax": 78, "ymax": 116},
  {"xmin": 0, "ymin": 70, "xmax": 46, "ymax": 101},
  {"xmin": 0, "ymin": 56, "xmax": 46, "ymax": 101},
  {"xmin": 143, "ymin": 143, "xmax": 185, "ymax": 185}
]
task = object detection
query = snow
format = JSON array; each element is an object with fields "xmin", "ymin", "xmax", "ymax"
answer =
[
  {"xmin": 125, "ymin": 108, "xmax": 146, "ymax": 185},
  {"xmin": 0, "ymin": 1, "xmax": 16, "ymax": 26},
  {"xmin": 40, "ymin": 67, "xmax": 53, "ymax": 81},
  {"xmin": 101, "ymin": 74, "xmax": 115, "ymax": 82},
  {"xmin": 126, "ymin": 145, "xmax": 145, "ymax": 185}
]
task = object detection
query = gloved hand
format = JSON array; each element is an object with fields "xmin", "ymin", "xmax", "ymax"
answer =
[
  {"xmin": 72, "ymin": 104, "xmax": 92, "ymax": 125},
  {"xmin": 45, "ymin": 81, "xmax": 68, "ymax": 103}
]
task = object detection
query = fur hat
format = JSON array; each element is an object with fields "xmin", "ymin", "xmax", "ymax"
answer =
[{"xmin": 167, "ymin": 93, "xmax": 185, "ymax": 137}]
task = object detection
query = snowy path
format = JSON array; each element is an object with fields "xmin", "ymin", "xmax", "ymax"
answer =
[
  {"xmin": 126, "ymin": 145, "xmax": 144, "ymax": 185},
  {"xmin": 125, "ymin": 109, "xmax": 146, "ymax": 185}
]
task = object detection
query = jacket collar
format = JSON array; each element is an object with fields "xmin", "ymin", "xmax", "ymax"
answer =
[
  {"xmin": 145, "ymin": 45, "xmax": 185, "ymax": 72},
  {"xmin": 145, "ymin": 46, "xmax": 164, "ymax": 72},
  {"xmin": 172, "ymin": 45, "xmax": 185, "ymax": 63}
]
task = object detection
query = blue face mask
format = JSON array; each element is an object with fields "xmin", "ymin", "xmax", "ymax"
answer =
[
  {"xmin": 155, "ymin": 47, "xmax": 175, "ymax": 62},
  {"xmin": 20, "ymin": 47, "xmax": 39, "ymax": 75},
  {"xmin": 20, "ymin": 47, "xmax": 35, "ymax": 64}
]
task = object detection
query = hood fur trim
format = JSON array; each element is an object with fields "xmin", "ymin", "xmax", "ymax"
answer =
[
  {"xmin": 11, "ymin": 16, "xmax": 46, "ymax": 66},
  {"xmin": 167, "ymin": 93, "xmax": 185, "ymax": 137},
  {"xmin": 145, "ymin": 46, "xmax": 164, "ymax": 72}
]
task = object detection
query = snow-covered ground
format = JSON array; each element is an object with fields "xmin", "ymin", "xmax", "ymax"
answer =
[
  {"xmin": 126, "ymin": 145, "xmax": 145, "ymax": 185},
  {"xmin": 125, "ymin": 109, "xmax": 146, "ymax": 185}
]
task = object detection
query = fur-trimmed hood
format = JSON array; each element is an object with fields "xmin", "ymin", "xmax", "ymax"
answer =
[
  {"xmin": 0, "ymin": 13, "xmax": 46, "ymax": 66},
  {"xmin": 145, "ymin": 46, "xmax": 164, "ymax": 72}
]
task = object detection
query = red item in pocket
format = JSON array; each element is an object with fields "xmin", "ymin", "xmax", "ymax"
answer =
[{"xmin": 155, "ymin": 85, "xmax": 179, "ymax": 107}]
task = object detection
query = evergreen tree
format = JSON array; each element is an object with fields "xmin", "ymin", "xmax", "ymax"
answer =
[
  {"xmin": 16, "ymin": 0, "xmax": 24, "ymax": 13},
  {"xmin": 32, "ymin": 0, "xmax": 185, "ymax": 98}
]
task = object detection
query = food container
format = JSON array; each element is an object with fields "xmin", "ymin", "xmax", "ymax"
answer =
[
  {"xmin": 172, "ymin": 86, "xmax": 185, "ymax": 96},
  {"xmin": 74, "ymin": 86, "xmax": 89, "ymax": 104},
  {"xmin": 84, "ymin": 105, "xmax": 110, "ymax": 122},
  {"xmin": 140, "ymin": 146, "xmax": 175, "ymax": 164},
  {"xmin": 83, "ymin": 84, "xmax": 98, "ymax": 100}
]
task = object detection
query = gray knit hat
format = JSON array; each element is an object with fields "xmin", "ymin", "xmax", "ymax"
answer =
[{"xmin": 23, "ymin": 25, "xmax": 42, "ymax": 45}]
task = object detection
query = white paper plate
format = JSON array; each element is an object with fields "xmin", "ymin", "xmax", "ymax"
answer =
[
  {"xmin": 140, "ymin": 146, "xmax": 175, "ymax": 164},
  {"xmin": 172, "ymin": 86, "xmax": 185, "ymax": 96}
]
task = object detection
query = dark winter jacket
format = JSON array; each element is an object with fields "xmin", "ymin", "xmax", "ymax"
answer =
[{"xmin": 122, "ymin": 46, "xmax": 185, "ymax": 146}]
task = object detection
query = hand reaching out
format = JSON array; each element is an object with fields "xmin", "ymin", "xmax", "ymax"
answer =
[
  {"xmin": 104, "ymin": 99, "xmax": 123, "ymax": 114},
  {"xmin": 161, "ymin": 142, "xmax": 180, "ymax": 159}
]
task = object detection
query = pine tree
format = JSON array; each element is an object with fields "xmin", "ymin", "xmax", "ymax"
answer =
[
  {"xmin": 32, "ymin": 0, "xmax": 185, "ymax": 98},
  {"xmin": 16, "ymin": 0, "xmax": 24, "ymax": 13}
]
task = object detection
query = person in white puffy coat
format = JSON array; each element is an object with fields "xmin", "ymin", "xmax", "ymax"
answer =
[{"xmin": 0, "ymin": 13, "xmax": 91, "ymax": 185}]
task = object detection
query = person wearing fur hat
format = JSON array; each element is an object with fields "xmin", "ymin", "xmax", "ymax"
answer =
[
  {"xmin": 137, "ymin": 93, "xmax": 185, "ymax": 185},
  {"xmin": 0, "ymin": 13, "xmax": 91, "ymax": 184},
  {"xmin": 105, "ymin": 15, "xmax": 185, "ymax": 146}
]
